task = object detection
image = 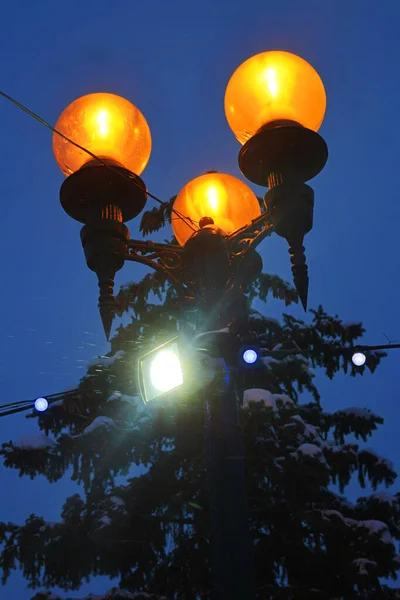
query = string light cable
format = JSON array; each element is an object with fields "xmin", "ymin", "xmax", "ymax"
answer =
[
  {"xmin": 0, "ymin": 342, "xmax": 398, "ymax": 420},
  {"xmin": 0, "ymin": 95, "xmax": 398, "ymax": 414},
  {"xmin": 265, "ymin": 343, "xmax": 400, "ymax": 359},
  {"xmin": 0, "ymin": 91, "xmax": 197, "ymax": 232},
  {"xmin": 0, "ymin": 389, "xmax": 78, "ymax": 418}
]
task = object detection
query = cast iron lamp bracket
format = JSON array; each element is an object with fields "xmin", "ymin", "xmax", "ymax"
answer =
[
  {"xmin": 226, "ymin": 210, "xmax": 275, "ymax": 275},
  {"xmin": 125, "ymin": 238, "xmax": 186, "ymax": 290},
  {"xmin": 124, "ymin": 208, "xmax": 274, "ymax": 286},
  {"xmin": 71, "ymin": 166, "xmax": 318, "ymax": 338},
  {"xmin": 120, "ymin": 209, "xmax": 275, "ymax": 336},
  {"xmin": 124, "ymin": 208, "xmax": 274, "ymax": 285}
]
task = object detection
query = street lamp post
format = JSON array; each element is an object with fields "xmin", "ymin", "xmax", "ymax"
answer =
[{"xmin": 52, "ymin": 50, "xmax": 328, "ymax": 599}]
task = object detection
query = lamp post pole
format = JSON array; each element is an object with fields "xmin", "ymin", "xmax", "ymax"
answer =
[
  {"xmin": 182, "ymin": 226, "xmax": 262, "ymax": 600},
  {"xmin": 204, "ymin": 364, "xmax": 254, "ymax": 600},
  {"xmin": 52, "ymin": 50, "xmax": 328, "ymax": 599}
]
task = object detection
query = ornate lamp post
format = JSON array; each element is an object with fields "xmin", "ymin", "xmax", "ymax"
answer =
[{"xmin": 53, "ymin": 51, "xmax": 327, "ymax": 600}]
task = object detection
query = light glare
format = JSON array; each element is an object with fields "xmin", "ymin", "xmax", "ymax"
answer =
[
  {"xmin": 34, "ymin": 397, "xmax": 49, "ymax": 412},
  {"xmin": 150, "ymin": 349, "xmax": 183, "ymax": 393},
  {"xmin": 352, "ymin": 352, "xmax": 366, "ymax": 367},
  {"xmin": 265, "ymin": 67, "xmax": 278, "ymax": 98},
  {"xmin": 207, "ymin": 185, "xmax": 219, "ymax": 210},
  {"xmin": 243, "ymin": 349, "xmax": 258, "ymax": 364},
  {"xmin": 96, "ymin": 109, "xmax": 109, "ymax": 137}
]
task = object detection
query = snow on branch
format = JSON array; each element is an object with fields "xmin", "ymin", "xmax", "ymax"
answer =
[
  {"xmin": 107, "ymin": 393, "xmax": 142, "ymax": 407},
  {"xmin": 88, "ymin": 350, "xmax": 126, "ymax": 369},
  {"xmin": 289, "ymin": 415, "xmax": 322, "ymax": 443},
  {"xmin": 261, "ymin": 356, "xmax": 281, "ymax": 368},
  {"xmin": 292, "ymin": 443, "xmax": 327, "ymax": 464},
  {"xmin": 359, "ymin": 448, "xmax": 395, "ymax": 472},
  {"xmin": 83, "ymin": 416, "xmax": 115, "ymax": 436},
  {"xmin": 358, "ymin": 491, "xmax": 400, "ymax": 509},
  {"xmin": 357, "ymin": 519, "xmax": 393, "ymax": 545},
  {"xmin": 330, "ymin": 406, "xmax": 384, "ymax": 443},
  {"xmin": 358, "ymin": 448, "xmax": 396, "ymax": 489},
  {"xmin": 339, "ymin": 407, "xmax": 381, "ymax": 421},
  {"xmin": 14, "ymin": 432, "xmax": 56, "ymax": 450},
  {"xmin": 243, "ymin": 388, "xmax": 294, "ymax": 411},
  {"xmin": 318, "ymin": 511, "xmax": 394, "ymax": 545}
]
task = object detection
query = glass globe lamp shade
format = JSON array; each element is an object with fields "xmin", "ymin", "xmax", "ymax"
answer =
[
  {"xmin": 34, "ymin": 397, "xmax": 48, "ymax": 412},
  {"xmin": 172, "ymin": 172, "xmax": 261, "ymax": 246},
  {"xmin": 53, "ymin": 92, "xmax": 152, "ymax": 176},
  {"xmin": 224, "ymin": 50, "xmax": 326, "ymax": 145},
  {"xmin": 242, "ymin": 349, "xmax": 258, "ymax": 364},
  {"xmin": 352, "ymin": 352, "xmax": 366, "ymax": 367}
]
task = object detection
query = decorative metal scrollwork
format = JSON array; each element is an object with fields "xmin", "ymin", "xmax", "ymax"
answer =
[
  {"xmin": 227, "ymin": 211, "xmax": 274, "ymax": 260},
  {"xmin": 125, "ymin": 214, "xmax": 275, "ymax": 309},
  {"xmin": 126, "ymin": 239, "xmax": 186, "ymax": 289}
]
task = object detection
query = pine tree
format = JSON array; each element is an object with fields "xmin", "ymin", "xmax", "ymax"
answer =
[{"xmin": 1, "ymin": 199, "xmax": 399, "ymax": 600}]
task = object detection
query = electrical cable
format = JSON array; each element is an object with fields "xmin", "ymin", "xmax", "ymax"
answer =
[
  {"xmin": 0, "ymin": 91, "xmax": 197, "ymax": 232},
  {"xmin": 0, "ymin": 390, "xmax": 74, "ymax": 411},
  {"xmin": 0, "ymin": 342, "xmax": 397, "ymax": 420},
  {"xmin": 0, "ymin": 400, "xmax": 35, "ymax": 410},
  {"xmin": 267, "ymin": 343, "xmax": 400, "ymax": 358},
  {"xmin": 0, "ymin": 389, "xmax": 78, "ymax": 417},
  {"xmin": 0, "ymin": 405, "xmax": 35, "ymax": 418}
]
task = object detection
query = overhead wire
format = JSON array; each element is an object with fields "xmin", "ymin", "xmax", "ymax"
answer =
[
  {"xmin": 0, "ymin": 400, "xmax": 35, "ymax": 410},
  {"xmin": 0, "ymin": 389, "xmax": 78, "ymax": 417},
  {"xmin": 263, "ymin": 342, "xmax": 400, "ymax": 358},
  {"xmin": 0, "ymin": 91, "xmax": 197, "ymax": 232},
  {"xmin": 0, "ymin": 342, "xmax": 397, "ymax": 420}
]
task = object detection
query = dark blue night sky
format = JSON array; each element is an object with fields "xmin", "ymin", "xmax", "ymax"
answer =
[{"xmin": 1, "ymin": 1, "xmax": 399, "ymax": 597}]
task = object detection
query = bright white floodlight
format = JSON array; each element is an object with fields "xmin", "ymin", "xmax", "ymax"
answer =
[
  {"xmin": 352, "ymin": 352, "xmax": 366, "ymax": 367},
  {"xmin": 34, "ymin": 397, "xmax": 49, "ymax": 412},
  {"xmin": 138, "ymin": 338, "xmax": 184, "ymax": 403},
  {"xmin": 150, "ymin": 348, "xmax": 184, "ymax": 392}
]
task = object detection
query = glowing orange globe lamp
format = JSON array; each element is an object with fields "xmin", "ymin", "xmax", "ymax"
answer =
[
  {"xmin": 53, "ymin": 92, "xmax": 152, "ymax": 176},
  {"xmin": 53, "ymin": 93, "xmax": 150, "ymax": 226},
  {"xmin": 224, "ymin": 50, "xmax": 329, "ymax": 312},
  {"xmin": 224, "ymin": 50, "xmax": 328, "ymax": 187},
  {"xmin": 53, "ymin": 93, "xmax": 152, "ymax": 339},
  {"xmin": 171, "ymin": 172, "xmax": 261, "ymax": 246},
  {"xmin": 225, "ymin": 50, "xmax": 326, "ymax": 144}
]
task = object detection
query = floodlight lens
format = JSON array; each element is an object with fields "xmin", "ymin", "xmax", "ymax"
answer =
[
  {"xmin": 150, "ymin": 349, "xmax": 183, "ymax": 393},
  {"xmin": 34, "ymin": 397, "xmax": 49, "ymax": 412},
  {"xmin": 352, "ymin": 352, "xmax": 366, "ymax": 367}
]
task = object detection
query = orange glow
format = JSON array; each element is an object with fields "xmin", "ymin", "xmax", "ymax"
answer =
[
  {"xmin": 224, "ymin": 51, "xmax": 326, "ymax": 144},
  {"xmin": 172, "ymin": 172, "xmax": 261, "ymax": 246},
  {"xmin": 52, "ymin": 93, "xmax": 152, "ymax": 176}
]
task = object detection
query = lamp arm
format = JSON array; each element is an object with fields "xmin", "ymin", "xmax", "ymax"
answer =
[
  {"xmin": 125, "ymin": 238, "xmax": 186, "ymax": 290},
  {"xmin": 219, "ymin": 212, "xmax": 275, "ymax": 302},
  {"xmin": 126, "ymin": 238, "xmax": 185, "ymax": 255},
  {"xmin": 227, "ymin": 211, "xmax": 274, "ymax": 259}
]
